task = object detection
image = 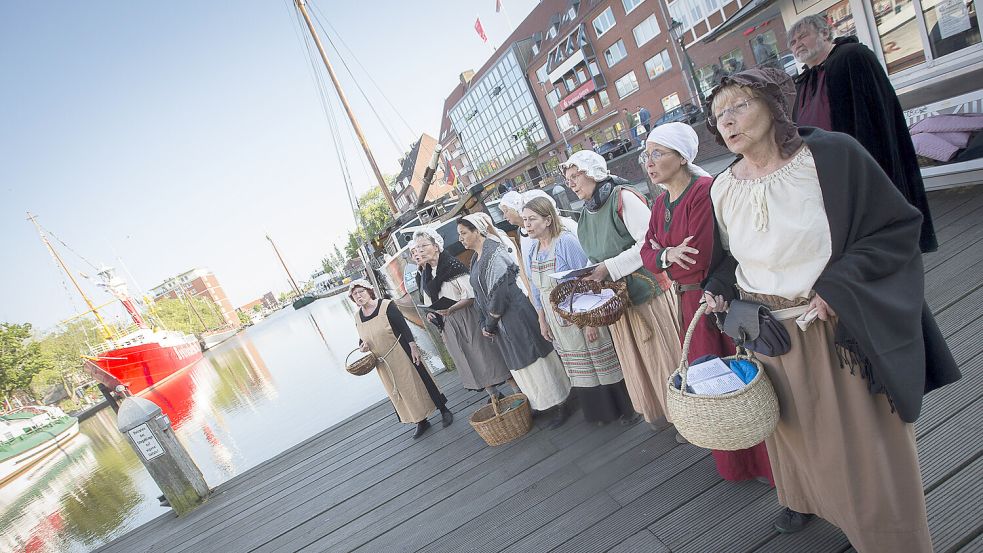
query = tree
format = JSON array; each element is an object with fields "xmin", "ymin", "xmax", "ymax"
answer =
[
  {"xmin": 237, "ymin": 311, "xmax": 251, "ymax": 325},
  {"xmin": 152, "ymin": 297, "xmax": 224, "ymax": 334},
  {"xmin": 33, "ymin": 318, "xmax": 103, "ymax": 400},
  {"xmin": 0, "ymin": 322, "xmax": 48, "ymax": 406}
]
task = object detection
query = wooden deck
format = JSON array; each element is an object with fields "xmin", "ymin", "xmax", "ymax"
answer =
[{"xmin": 97, "ymin": 187, "xmax": 983, "ymax": 553}]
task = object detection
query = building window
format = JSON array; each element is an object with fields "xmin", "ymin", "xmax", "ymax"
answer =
[
  {"xmin": 565, "ymin": 75, "xmax": 577, "ymax": 92},
  {"xmin": 623, "ymin": 0, "xmax": 645, "ymax": 14},
  {"xmin": 604, "ymin": 40, "xmax": 629, "ymax": 67},
  {"xmin": 662, "ymin": 93, "xmax": 681, "ymax": 111},
  {"xmin": 633, "ymin": 14, "xmax": 661, "ymax": 47},
  {"xmin": 547, "ymin": 88, "xmax": 560, "ymax": 108},
  {"xmin": 644, "ymin": 50, "xmax": 673, "ymax": 79},
  {"xmin": 558, "ymin": 112, "xmax": 574, "ymax": 131},
  {"xmin": 751, "ymin": 31, "xmax": 781, "ymax": 68},
  {"xmin": 599, "ymin": 89, "xmax": 611, "ymax": 107},
  {"xmin": 593, "ymin": 7, "xmax": 617, "ymax": 38},
  {"xmin": 588, "ymin": 61, "xmax": 601, "ymax": 76},
  {"xmin": 576, "ymin": 67, "xmax": 589, "ymax": 84},
  {"xmin": 587, "ymin": 97, "xmax": 599, "ymax": 114},
  {"xmin": 577, "ymin": 104, "xmax": 588, "ymax": 120},
  {"xmin": 720, "ymin": 48, "xmax": 746, "ymax": 74},
  {"xmin": 615, "ymin": 71, "xmax": 640, "ymax": 98},
  {"xmin": 536, "ymin": 62, "xmax": 549, "ymax": 84},
  {"xmin": 922, "ymin": 0, "xmax": 981, "ymax": 59}
]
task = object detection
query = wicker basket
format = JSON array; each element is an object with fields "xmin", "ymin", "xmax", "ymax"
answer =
[
  {"xmin": 549, "ymin": 279, "xmax": 630, "ymax": 328},
  {"xmin": 345, "ymin": 348, "xmax": 378, "ymax": 376},
  {"xmin": 666, "ymin": 304, "xmax": 780, "ymax": 451},
  {"xmin": 469, "ymin": 392, "xmax": 533, "ymax": 446}
]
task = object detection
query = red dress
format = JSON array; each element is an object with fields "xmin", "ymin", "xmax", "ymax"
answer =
[{"xmin": 640, "ymin": 176, "xmax": 773, "ymax": 484}]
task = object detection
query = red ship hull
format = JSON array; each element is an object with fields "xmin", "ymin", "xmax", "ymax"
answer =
[{"xmin": 87, "ymin": 337, "xmax": 203, "ymax": 395}]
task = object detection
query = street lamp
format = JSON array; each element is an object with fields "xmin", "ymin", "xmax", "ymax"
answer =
[{"xmin": 669, "ymin": 19, "xmax": 706, "ymax": 107}]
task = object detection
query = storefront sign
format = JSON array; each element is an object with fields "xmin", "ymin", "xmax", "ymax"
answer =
[
  {"xmin": 559, "ymin": 80, "xmax": 596, "ymax": 111},
  {"xmin": 936, "ymin": 0, "xmax": 971, "ymax": 39}
]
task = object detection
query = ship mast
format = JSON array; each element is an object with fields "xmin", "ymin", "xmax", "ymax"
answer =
[
  {"xmin": 266, "ymin": 234, "xmax": 302, "ymax": 296},
  {"xmin": 27, "ymin": 212, "xmax": 114, "ymax": 341},
  {"xmin": 293, "ymin": 0, "xmax": 398, "ymax": 216}
]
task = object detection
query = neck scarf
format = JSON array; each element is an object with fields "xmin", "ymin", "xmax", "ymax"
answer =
[{"xmin": 420, "ymin": 250, "xmax": 468, "ymax": 302}]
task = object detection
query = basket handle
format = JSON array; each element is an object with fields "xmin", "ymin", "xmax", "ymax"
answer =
[
  {"xmin": 345, "ymin": 348, "xmax": 364, "ymax": 366},
  {"xmin": 491, "ymin": 392, "xmax": 501, "ymax": 417},
  {"xmin": 676, "ymin": 303, "xmax": 709, "ymax": 392}
]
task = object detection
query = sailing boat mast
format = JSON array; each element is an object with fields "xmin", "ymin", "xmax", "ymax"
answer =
[
  {"xmin": 294, "ymin": 0, "xmax": 399, "ymax": 215},
  {"xmin": 27, "ymin": 212, "xmax": 114, "ymax": 341},
  {"xmin": 266, "ymin": 234, "xmax": 302, "ymax": 295}
]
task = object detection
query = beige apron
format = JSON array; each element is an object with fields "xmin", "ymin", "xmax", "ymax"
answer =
[{"xmin": 355, "ymin": 300, "xmax": 437, "ymax": 424}]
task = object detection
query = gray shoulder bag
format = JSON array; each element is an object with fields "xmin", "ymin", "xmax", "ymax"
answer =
[{"xmin": 716, "ymin": 300, "xmax": 791, "ymax": 356}]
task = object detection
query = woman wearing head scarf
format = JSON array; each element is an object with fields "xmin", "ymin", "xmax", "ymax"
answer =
[
  {"xmin": 349, "ymin": 279, "xmax": 453, "ymax": 439},
  {"xmin": 458, "ymin": 213, "xmax": 574, "ymax": 428},
  {"xmin": 563, "ymin": 150, "xmax": 682, "ymax": 428},
  {"xmin": 703, "ymin": 68, "xmax": 959, "ymax": 549},
  {"xmin": 412, "ymin": 228, "xmax": 514, "ymax": 401},
  {"xmin": 522, "ymin": 196, "xmax": 638, "ymax": 425},
  {"xmin": 639, "ymin": 122, "xmax": 773, "ymax": 483}
]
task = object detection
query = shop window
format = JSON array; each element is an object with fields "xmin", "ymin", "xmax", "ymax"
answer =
[
  {"xmin": 645, "ymin": 50, "xmax": 673, "ymax": 79},
  {"xmin": 870, "ymin": 0, "xmax": 926, "ymax": 72},
  {"xmin": 604, "ymin": 40, "xmax": 629, "ymax": 67},
  {"xmin": 623, "ymin": 0, "xmax": 645, "ymax": 14},
  {"xmin": 662, "ymin": 93, "xmax": 681, "ymax": 111},
  {"xmin": 588, "ymin": 97, "xmax": 599, "ymax": 114},
  {"xmin": 922, "ymin": 0, "xmax": 981, "ymax": 58},
  {"xmin": 599, "ymin": 89, "xmax": 612, "ymax": 107},
  {"xmin": 696, "ymin": 64, "xmax": 718, "ymax": 97},
  {"xmin": 750, "ymin": 31, "xmax": 781, "ymax": 68},
  {"xmin": 615, "ymin": 71, "xmax": 640, "ymax": 98},
  {"xmin": 825, "ymin": 0, "xmax": 857, "ymax": 37},
  {"xmin": 633, "ymin": 14, "xmax": 662, "ymax": 47},
  {"xmin": 720, "ymin": 48, "xmax": 746, "ymax": 74},
  {"xmin": 593, "ymin": 7, "xmax": 617, "ymax": 38}
]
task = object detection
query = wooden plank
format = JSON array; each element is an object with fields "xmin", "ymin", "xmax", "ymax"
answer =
[
  {"xmin": 607, "ymin": 530, "xmax": 671, "ymax": 553},
  {"xmin": 751, "ymin": 518, "xmax": 850, "ymax": 553},
  {"xmin": 918, "ymin": 397, "xmax": 983, "ymax": 493},
  {"xmin": 496, "ymin": 492, "xmax": 623, "ymax": 553},
  {"xmin": 606, "ymin": 440, "xmax": 710, "ymax": 506},
  {"xmin": 957, "ymin": 533, "xmax": 983, "ymax": 553},
  {"xmin": 930, "ymin": 186, "xmax": 983, "ymax": 233},
  {"xmin": 925, "ymin": 255, "xmax": 983, "ymax": 313},
  {"xmin": 916, "ymin": 353, "xmax": 982, "ymax": 439},
  {"xmin": 653, "ymin": 479, "xmax": 772, "ymax": 551},
  {"xmin": 925, "ymin": 210, "xmax": 983, "ymax": 274},
  {"xmin": 934, "ymin": 287, "xmax": 983, "ymax": 337},
  {"xmin": 924, "ymin": 456, "xmax": 983, "ymax": 553},
  {"xmin": 672, "ymin": 490, "xmax": 786, "ymax": 553}
]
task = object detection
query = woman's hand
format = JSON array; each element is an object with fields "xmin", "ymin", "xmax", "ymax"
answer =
[
  {"xmin": 538, "ymin": 314, "xmax": 554, "ymax": 342},
  {"xmin": 648, "ymin": 238, "xmax": 662, "ymax": 250},
  {"xmin": 585, "ymin": 326, "xmax": 598, "ymax": 342},
  {"xmin": 703, "ymin": 292, "xmax": 729, "ymax": 313},
  {"xmin": 666, "ymin": 236, "xmax": 699, "ymax": 270},
  {"xmin": 583, "ymin": 262, "xmax": 610, "ymax": 282},
  {"xmin": 426, "ymin": 312, "xmax": 438, "ymax": 323},
  {"xmin": 481, "ymin": 328, "xmax": 496, "ymax": 340},
  {"xmin": 359, "ymin": 341, "xmax": 371, "ymax": 353},
  {"xmin": 409, "ymin": 342, "xmax": 421, "ymax": 365},
  {"xmin": 436, "ymin": 308, "xmax": 451, "ymax": 317},
  {"xmin": 809, "ymin": 294, "xmax": 836, "ymax": 321}
]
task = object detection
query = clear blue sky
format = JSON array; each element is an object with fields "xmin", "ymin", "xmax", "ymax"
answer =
[{"xmin": 1, "ymin": 0, "xmax": 537, "ymax": 331}]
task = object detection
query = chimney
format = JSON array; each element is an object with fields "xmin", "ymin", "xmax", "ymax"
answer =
[{"xmin": 459, "ymin": 70, "xmax": 475, "ymax": 86}]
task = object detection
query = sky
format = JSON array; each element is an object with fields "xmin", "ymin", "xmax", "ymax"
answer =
[{"xmin": 1, "ymin": 0, "xmax": 538, "ymax": 331}]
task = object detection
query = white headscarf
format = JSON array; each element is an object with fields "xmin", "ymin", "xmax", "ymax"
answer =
[
  {"xmin": 347, "ymin": 278, "xmax": 375, "ymax": 301},
  {"xmin": 412, "ymin": 228, "xmax": 444, "ymax": 251},
  {"xmin": 462, "ymin": 212, "xmax": 521, "ymax": 265},
  {"xmin": 560, "ymin": 150, "xmax": 610, "ymax": 181},
  {"xmin": 645, "ymin": 122, "xmax": 712, "ymax": 178},
  {"xmin": 521, "ymin": 189, "xmax": 578, "ymax": 235},
  {"xmin": 499, "ymin": 191, "xmax": 524, "ymax": 213}
]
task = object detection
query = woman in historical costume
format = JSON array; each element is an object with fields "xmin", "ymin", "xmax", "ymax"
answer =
[
  {"xmin": 562, "ymin": 150, "xmax": 682, "ymax": 429},
  {"xmin": 349, "ymin": 279, "xmax": 453, "ymax": 439},
  {"xmin": 638, "ymin": 122, "xmax": 773, "ymax": 483},
  {"xmin": 412, "ymin": 228, "xmax": 514, "ymax": 401},
  {"xmin": 521, "ymin": 196, "xmax": 638, "ymax": 425},
  {"xmin": 703, "ymin": 68, "xmax": 959, "ymax": 549},
  {"xmin": 458, "ymin": 213, "xmax": 574, "ymax": 428}
]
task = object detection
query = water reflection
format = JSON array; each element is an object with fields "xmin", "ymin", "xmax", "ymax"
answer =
[{"xmin": 0, "ymin": 296, "xmax": 390, "ymax": 553}]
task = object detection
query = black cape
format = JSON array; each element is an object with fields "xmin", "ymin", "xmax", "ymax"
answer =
[
  {"xmin": 794, "ymin": 36, "xmax": 938, "ymax": 253},
  {"xmin": 705, "ymin": 128, "xmax": 960, "ymax": 423}
]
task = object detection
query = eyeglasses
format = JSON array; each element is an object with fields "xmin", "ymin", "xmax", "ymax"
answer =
[
  {"xmin": 709, "ymin": 98, "xmax": 756, "ymax": 127},
  {"xmin": 564, "ymin": 170, "xmax": 586, "ymax": 187},
  {"xmin": 637, "ymin": 150, "xmax": 669, "ymax": 166}
]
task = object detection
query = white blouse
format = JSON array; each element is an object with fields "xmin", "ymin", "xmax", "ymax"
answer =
[
  {"xmin": 605, "ymin": 189, "xmax": 651, "ymax": 282},
  {"xmin": 710, "ymin": 146, "xmax": 832, "ymax": 300},
  {"xmin": 421, "ymin": 274, "xmax": 474, "ymax": 305}
]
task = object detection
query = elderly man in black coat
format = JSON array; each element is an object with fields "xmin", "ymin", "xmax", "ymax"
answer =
[{"xmin": 789, "ymin": 15, "xmax": 938, "ymax": 253}]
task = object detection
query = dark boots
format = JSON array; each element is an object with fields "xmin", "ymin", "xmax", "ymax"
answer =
[
  {"xmin": 773, "ymin": 508, "xmax": 815, "ymax": 533},
  {"xmin": 413, "ymin": 419, "xmax": 431, "ymax": 439}
]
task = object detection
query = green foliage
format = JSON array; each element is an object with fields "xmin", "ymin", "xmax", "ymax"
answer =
[
  {"xmin": 344, "ymin": 188, "xmax": 394, "ymax": 258},
  {"xmin": 237, "ymin": 311, "xmax": 252, "ymax": 325},
  {"xmin": 152, "ymin": 297, "xmax": 224, "ymax": 334},
  {"xmin": 0, "ymin": 322, "xmax": 48, "ymax": 402}
]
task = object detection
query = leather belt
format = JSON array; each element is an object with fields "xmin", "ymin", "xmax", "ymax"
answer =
[{"xmin": 676, "ymin": 283, "xmax": 702, "ymax": 292}]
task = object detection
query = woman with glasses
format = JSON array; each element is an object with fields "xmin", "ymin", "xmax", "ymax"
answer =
[
  {"xmin": 458, "ymin": 213, "xmax": 573, "ymax": 428},
  {"xmin": 412, "ymin": 229, "xmax": 514, "ymax": 402},
  {"xmin": 350, "ymin": 279, "xmax": 453, "ymax": 440},
  {"xmin": 702, "ymin": 68, "xmax": 959, "ymax": 549},
  {"xmin": 522, "ymin": 196, "xmax": 638, "ymax": 426},
  {"xmin": 563, "ymin": 150, "xmax": 682, "ymax": 429},
  {"xmin": 638, "ymin": 122, "xmax": 773, "ymax": 482}
]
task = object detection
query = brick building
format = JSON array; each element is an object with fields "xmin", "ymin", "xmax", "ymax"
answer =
[
  {"xmin": 149, "ymin": 268, "xmax": 239, "ymax": 328},
  {"xmin": 392, "ymin": 133, "xmax": 455, "ymax": 212}
]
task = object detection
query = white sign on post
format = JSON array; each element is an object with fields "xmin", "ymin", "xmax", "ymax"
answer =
[{"xmin": 129, "ymin": 423, "xmax": 164, "ymax": 461}]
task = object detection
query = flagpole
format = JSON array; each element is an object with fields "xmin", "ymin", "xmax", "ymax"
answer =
[{"xmin": 498, "ymin": 0, "xmax": 516, "ymax": 33}]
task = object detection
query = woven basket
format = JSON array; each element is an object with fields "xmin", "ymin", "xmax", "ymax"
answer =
[
  {"xmin": 666, "ymin": 304, "xmax": 780, "ymax": 451},
  {"xmin": 549, "ymin": 279, "xmax": 630, "ymax": 328},
  {"xmin": 469, "ymin": 392, "xmax": 533, "ymax": 446},
  {"xmin": 345, "ymin": 348, "xmax": 378, "ymax": 376}
]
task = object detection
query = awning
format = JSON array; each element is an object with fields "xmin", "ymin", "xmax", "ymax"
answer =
[{"xmin": 701, "ymin": 0, "xmax": 779, "ymax": 43}]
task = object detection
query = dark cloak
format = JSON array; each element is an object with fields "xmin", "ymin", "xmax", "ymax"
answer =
[
  {"xmin": 419, "ymin": 250, "xmax": 469, "ymax": 329},
  {"xmin": 794, "ymin": 36, "xmax": 938, "ymax": 253},
  {"xmin": 704, "ymin": 127, "xmax": 960, "ymax": 423}
]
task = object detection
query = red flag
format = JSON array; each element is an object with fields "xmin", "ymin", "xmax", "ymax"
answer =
[
  {"xmin": 475, "ymin": 17, "xmax": 488, "ymax": 42},
  {"xmin": 446, "ymin": 164, "xmax": 456, "ymax": 186},
  {"xmin": 496, "ymin": 0, "xmax": 503, "ymax": 13}
]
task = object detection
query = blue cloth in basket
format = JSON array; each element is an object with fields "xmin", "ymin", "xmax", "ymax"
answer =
[{"xmin": 672, "ymin": 355, "xmax": 758, "ymax": 392}]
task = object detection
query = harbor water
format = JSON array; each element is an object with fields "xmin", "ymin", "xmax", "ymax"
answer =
[{"xmin": 0, "ymin": 295, "xmax": 441, "ymax": 553}]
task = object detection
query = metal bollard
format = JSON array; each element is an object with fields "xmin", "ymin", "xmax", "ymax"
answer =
[{"xmin": 117, "ymin": 396, "xmax": 209, "ymax": 515}]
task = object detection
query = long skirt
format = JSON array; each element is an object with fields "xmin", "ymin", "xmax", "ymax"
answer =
[
  {"xmin": 578, "ymin": 381, "xmax": 636, "ymax": 423},
  {"xmin": 510, "ymin": 351, "xmax": 571, "ymax": 411},
  {"xmin": 608, "ymin": 292, "xmax": 681, "ymax": 423},
  {"xmin": 750, "ymin": 293, "xmax": 931, "ymax": 552},
  {"xmin": 443, "ymin": 306, "xmax": 511, "ymax": 390}
]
